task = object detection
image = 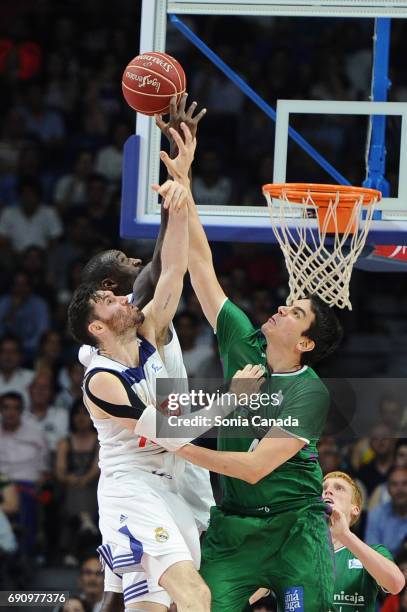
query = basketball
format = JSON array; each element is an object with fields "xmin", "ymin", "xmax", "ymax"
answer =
[{"xmin": 121, "ymin": 52, "xmax": 186, "ymax": 116}]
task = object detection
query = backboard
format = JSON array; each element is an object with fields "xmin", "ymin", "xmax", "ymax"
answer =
[{"xmin": 121, "ymin": 0, "xmax": 407, "ymax": 243}]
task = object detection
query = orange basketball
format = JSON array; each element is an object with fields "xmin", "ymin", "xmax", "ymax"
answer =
[{"xmin": 121, "ymin": 52, "xmax": 186, "ymax": 116}]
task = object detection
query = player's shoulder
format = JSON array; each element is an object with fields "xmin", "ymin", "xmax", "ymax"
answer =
[
  {"xmin": 291, "ymin": 366, "xmax": 329, "ymax": 395},
  {"xmin": 217, "ymin": 298, "xmax": 256, "ymax": 331}
]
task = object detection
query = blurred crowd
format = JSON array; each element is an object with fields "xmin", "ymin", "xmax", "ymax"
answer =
[{"xmin": 0, "ymin": 1, "xmax": 407, "ymax": 610}]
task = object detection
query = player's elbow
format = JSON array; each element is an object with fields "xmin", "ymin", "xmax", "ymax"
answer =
[
  {"xmin": 387, "ymin": 570, "xmax": 406, "ymax": 594},
  {"xmin": 244, "ymin": 464, "xmax": 269, "ymax": 484}
]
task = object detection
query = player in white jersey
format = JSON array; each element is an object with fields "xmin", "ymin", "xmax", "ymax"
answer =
[
  {"xmin": 68, "ymin": 178, "xmax": 211, "ymax": 612},
  {"xmin": 76, "ymin": 97, "xmax": 213, "ymax": 612}
]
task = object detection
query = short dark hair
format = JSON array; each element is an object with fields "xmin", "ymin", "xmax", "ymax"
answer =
[
  {"xmin": 300, "ymin": 294, "xmax": 343, "ymax": 366},
  {"xmin": 0, "ymin": 392, "xmax": 24, "ymax": 410},
  {"xmin": 68, "ymin": 283, "xmax": 102, "ymax": 347},
  {"xmin": 81, "ymin": 250, "xmax": 121, "ymax": 287}
]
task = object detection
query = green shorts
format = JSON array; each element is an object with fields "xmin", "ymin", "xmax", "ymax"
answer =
[{"xmin": 200, "ymin": 502, "xmax": 334, "ymax": 612}]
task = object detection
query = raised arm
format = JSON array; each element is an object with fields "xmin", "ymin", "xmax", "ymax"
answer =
[
  {"xmin": 133, "ymin": 95, "xmax": 206, "ymax": 308},
  {"xmin": 160, "ymin": 124, "xmax": 227, "ymax": 329},
  {"xmin": 149, "ymin": 180, "xmax": 189, "ymax": 344},
  {"xmin": 330, "ymin": 507, "xmax": 405, "ymax": 594}
]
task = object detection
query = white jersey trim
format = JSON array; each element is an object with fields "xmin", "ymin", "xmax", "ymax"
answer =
[{"xmin": 271, "ymin": 366, "xmax": 308, "ymax": 377}]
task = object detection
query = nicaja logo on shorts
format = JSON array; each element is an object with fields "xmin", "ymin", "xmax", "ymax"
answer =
[{"xmin": 284, "ymin": 586, "xmax": 304, "ymax": 611}]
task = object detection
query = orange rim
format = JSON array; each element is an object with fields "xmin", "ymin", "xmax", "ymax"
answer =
[{"xmin": 262, "ymin": 183, "xmax": 381, "ymax": 207}]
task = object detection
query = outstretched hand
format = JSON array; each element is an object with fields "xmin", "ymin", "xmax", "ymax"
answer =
[
  {"xmin": 329, "ymin": 504, "xmax": 351, "ymax": 541},
  {"xmin": 155, "ymin": 93, "xmax": 206, "ymax": 152},
  {"xmin": 159, "ymin": 122, "xmax": 196, "ymax": 181},
  {"xmin": 229, "ymin": 364, "xmax": 266, "ymax": 399},
  {"xmin": 152, "ymin": 179, "xmax": 189, "ymax": 212}
]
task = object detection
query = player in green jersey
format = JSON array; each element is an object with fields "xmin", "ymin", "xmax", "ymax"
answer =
[
  {"xmin": 323, "ymin": 471, "xmax": 405, "ymax": 611},
  {"xmin": 160, "ymin": 123, "xmax": 343, "ymax": 611}
]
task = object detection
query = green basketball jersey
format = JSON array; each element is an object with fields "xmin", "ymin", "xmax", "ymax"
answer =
[
  {"xmin": 330, "ymin": 545, "xmax": 393, "ymax": 612},
  {"xmin": 216, "ymin": 299, "xmax": 330, "ymax": 515}
]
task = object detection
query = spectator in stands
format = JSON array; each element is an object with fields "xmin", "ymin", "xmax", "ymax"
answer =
[
  {"xmin": 78, "ymin": 556, "xmax": 104, "ymax": 612},
  {"xmin": 20, "ymin": 246, "xmax": 55, "ymax": 303},
  {"xmin": 0, "ymin": 473, "xmax": 19, "ymax": 518},
  {"xmin": 55, "ymin": 361, "xmax": 84, "ymax": 412},
  {"xmin": 44, "ymin": 51, "xmax": 78, "ymax": 114},
  {"xmin": 0, "ymin": 335, "xmax": 34, "ymax": 409},
  {"xmin": 0, "ymin": 108, "xmax": 27, "ymax": 177},
  {"xmin": 56, "ymin": 399, "xmax": 99, "ymax": 566},
  {"xmin": 357, "ymin": 423, "xmax": 395, "ymax": 496},
  {"xmin": 397, "ymin": 440, "xmax": 407, "ymax": 469},
  {"xmin": 0, "ymin": 177, "xmax": 63, "ymax": 253},
  {"xmin": 0, "ymin": 271, "xmax": 50, "ymax": 357},
  {"xmin": 95, "ymin": 120, "xmax": 130, "ymax": 184},
  {"xmin": 318, "ymin": 437, "xmax": 343, "ymax": 475},
  {"xmin": 47, "ymin": 213, "xmax": 93, "ymax": 293},
  {"xmin": 85, "ymin": 174, "xmax": 118, "ymax": 245},
  {"xmin": 27, "ymin": 372, "xmax": 68, "ymax": 455},
  {"xmin": 192, "ymin": 150, "xmax": 232, "ymax": 205},
  {"xmin": 352, "ymin": 396, "xmax": 403, "ymax": 471},
  {"xmin": 174, "ymin": 311, "xmax": 212, "ymax": 377},
  {"xmin": 0, "ymin": 391, "xmax": 48, "ymax": 554},
  {"xmin": 61, "ymin": 598, "xmax": 91, "ymax": 612},
  {"xmin": 369, "ymin": 439, "xmax": 407, "ymax": 511},
  {"xmin": 34, "ymin": 330, "xmax": 64, "ymax": 381},
  {"xmin": 54, "ymin": 150, "xmax": 94, "ymax": 213},
  {"xmin": 366, "ymin": 467, "xmax": 407, "ymax": 557},
  {"xmin": 57, "ymin": 598, "xmax": 90, "ymax": 612},
  {"xmin": 19, "ymin": 81, "xmax": 65, "ymax": 149}
]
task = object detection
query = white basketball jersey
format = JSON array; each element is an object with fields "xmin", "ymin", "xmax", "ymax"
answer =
[{"xmin": 84, "ymin": 332, "xmax": 183, "ymax": 483}]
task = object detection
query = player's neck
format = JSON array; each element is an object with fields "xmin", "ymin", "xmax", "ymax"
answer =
[
  {"xmin": 99, "ymin": 335, "xmax": 140, "ymax": 367},
  {"xmin": 331, "ymin": 534, "xmax": 344, "ymax": 550},
  {"xmin": 265, "ymin": 343, "xmax": 302, "ymax": 373}
]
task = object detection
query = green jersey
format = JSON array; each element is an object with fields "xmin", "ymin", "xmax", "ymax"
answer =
[
  {"xmin": 331, "ymin": 545, "xmax": 393, "ymax": 612},
  {"xmin": 216, "ymin": 299, "xmax": 330, "ymax": 515}
]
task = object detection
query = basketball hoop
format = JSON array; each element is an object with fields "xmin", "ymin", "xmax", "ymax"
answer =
[{"xmin": 262, "ymin": 183, "xmax": 381, "ymax": 310}]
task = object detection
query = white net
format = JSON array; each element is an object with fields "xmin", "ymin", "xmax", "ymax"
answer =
[{"xmin": 263, "ymin": 187, "xmax": 378, "ymax": 309}]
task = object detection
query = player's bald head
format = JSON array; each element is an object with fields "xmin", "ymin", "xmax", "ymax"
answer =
[{"xmin": 82, "ymin": 250, "xmax": 142, "ymax": 294}]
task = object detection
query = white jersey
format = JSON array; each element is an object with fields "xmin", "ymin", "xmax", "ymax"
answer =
[
  {"xmin": 82, "ymin": 321, "xmax": 215, "ymax": 533},
  {"xmin": 84, "ymin": 331, "xmax": 184, "ymax": 482}
]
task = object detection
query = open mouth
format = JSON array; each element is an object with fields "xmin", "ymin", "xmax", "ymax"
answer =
[{"xmin": 323, "ymin": 497, "xmax": 334, "ymax": 505}]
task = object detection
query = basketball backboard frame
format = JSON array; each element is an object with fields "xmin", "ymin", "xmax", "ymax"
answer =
[{"xmin": 121, "ymin": 0, "xmax": 407, "ymax": 243}]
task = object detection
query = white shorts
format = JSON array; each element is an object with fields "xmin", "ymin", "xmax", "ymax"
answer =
[{"xmin": 97, "ymin": 473, "xmax": 200, "ymax": 607}]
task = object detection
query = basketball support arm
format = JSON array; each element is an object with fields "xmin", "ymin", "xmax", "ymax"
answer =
[{"xmin": 363, "ymin": 17, "xmax": 391, "ymax": 201}]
